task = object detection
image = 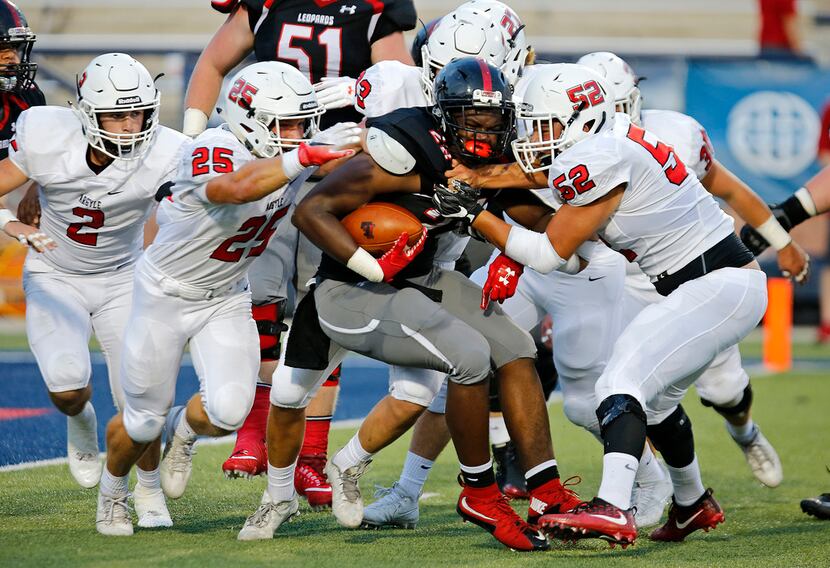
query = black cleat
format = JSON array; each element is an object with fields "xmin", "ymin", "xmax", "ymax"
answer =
[
  {"xmin": 801, "ymin": 493, "xmax": 830, "ymax": 520},
  {"xmin": 493, "ymin": 441, "xmax": 529, "ymax": 499}
]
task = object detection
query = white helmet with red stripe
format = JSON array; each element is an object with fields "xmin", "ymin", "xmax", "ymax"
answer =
[{"xmin": 576, "ymin": 51, "xmax": 642, "ymax": 126}]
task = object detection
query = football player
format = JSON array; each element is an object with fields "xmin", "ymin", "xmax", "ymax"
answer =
[
  {"xmin": 0, "ymin": 53, "xmax": 188, "ymax": 528},
  {"xmin": 184, "ymin": 0, "xmax": 416, "ymax": 497},
  {"xmin": 238, "ymin": 58, "xmax": 581, "ymax": 552},
  {"xmin": 433, "ymin": 64, "xmax": 769, "ymax": 546},
  {"xmin": 94, "ymin": 61, "xmax": 353, "ymax": 536}
]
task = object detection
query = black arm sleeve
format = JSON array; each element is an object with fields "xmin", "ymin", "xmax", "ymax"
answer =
[{"xmin": 370, "ymin": 0, "xmax": 417, "ymax": 44}]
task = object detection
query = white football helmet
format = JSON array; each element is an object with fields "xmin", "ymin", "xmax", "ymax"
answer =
[
  {"xmin": 512, "ymin": 64, "xmax": 615, "ymax": 173},
  {"xmin": 576, "ymin": 51, "xmax": 642, "ymax": 126},
  {"xmin": 221, "ymin": 61, "xmax": 324, "ymax": 158},
  {"xmin": 453, "ymin": 1, "xmax": 532, "ymax": 84},
  {"xmin": 74, "ymin": 53, "xmax": 160, "ymax": 161},
  {"xmin": 420, "ymin": 11, "xmax": 512, "ymax": 104}
]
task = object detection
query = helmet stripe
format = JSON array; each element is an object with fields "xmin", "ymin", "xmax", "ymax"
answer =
[{"xmin": 477, "ymin": 58, "xmax": 492, "ymax": 92}]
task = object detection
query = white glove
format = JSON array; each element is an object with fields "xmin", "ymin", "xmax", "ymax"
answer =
[
  {"xmin": 311, "ymin": 121, "xmax": 362, "ymax": 147},
  {"xmin": 313, "ymin": 76, "xmax": 357, "ymax": 110}
]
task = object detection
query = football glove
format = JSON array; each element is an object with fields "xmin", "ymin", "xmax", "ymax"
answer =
[
  {"xmin": 313, "ymin": 76, "xmax": 357, "ymax": 110},
  {"xmin": 297, "ymin": 143, "xmax": 354, "ymax": 167},
  {"xmin": 481, "ymin": 253, "xmax": 524, "ymax": 309},
  {"xmin": 377, "ymin": 229, "xmax": 429, "ymax": 282},
  {"xmin": 432, "ymin": 179, "xmax": 484, "ymax": 223},
  {"xmin": 311, "ymin": 121, "xmax": 362, "ymax": 147}
]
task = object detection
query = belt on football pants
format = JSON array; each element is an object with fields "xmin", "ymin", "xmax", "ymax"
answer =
[
  {"xmin": 142, "ymin": 258, "xmax": 248, "ymax": 301},
  {"xmin": 653, "ymin": 233, "xmax": 756, "ymax": 297}
]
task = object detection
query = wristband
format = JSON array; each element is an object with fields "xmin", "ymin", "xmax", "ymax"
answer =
[
  {"xmin": 281, "ymin": 148, "xmax": 307, "ymax": 181},
  {"xmin": 0, "ymin": 209, "xmax": 19, "ymax": 231},
  {"xmin": 755, "ymin": 215, "xmax": 792, "ymax": 251},
  {"xmin": 346, "ymin": 247, "xmax": 384, "ymax": 282},
  {"xmin": 183, "ymin": 108, "xmax": 209, "ymax": 138},
  {"xmin": 794, "ymin": 187, "xmax": 818, "ymax": 217}
]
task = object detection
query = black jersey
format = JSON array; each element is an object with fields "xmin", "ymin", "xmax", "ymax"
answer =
[
  {"xmin": 317, "ymin": 106, "xmax": 461, "ymax": 283},
  {"xmin": 242, "ymin": 0, "xmax": 416, "ymax": 128},
  {"xmin": 0, "ymin": 84, "xmax": 45, "ymax": 161}
]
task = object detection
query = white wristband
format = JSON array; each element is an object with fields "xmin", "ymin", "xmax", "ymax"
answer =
[
  {"xmin": 346, "ymin": 247, "xmax": 384, "ymax": 282},
  {"xmin": 756, "ymin": 215, "xmax": 792, "ymax": 251},
  {"xmin": 0, "ymin": 209, "xmax": 19, "ymax": 231},
  {"xmin": 794, "ymin": 186, "xmax": 818, "ymax": 217},
  {"xmin": 182, "ymin": 108, "xmax": 209, "ymax": 138},
  {"xmin": 281, "ymin": 148, "xmax": 307, "ymax": 181}
]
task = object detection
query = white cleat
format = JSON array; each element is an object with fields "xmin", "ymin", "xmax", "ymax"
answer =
[
  {"xmin": 325, "ymin": 460, "xmax": 370, "ymax": 528},
  {"xmin": 133, "ymin": 484, "xmax": 173, "ymax": 528},
  {"xmin": 738, "ymin": 426, "xmax": 783, "ymax": 488},
  {"xmin": 96, "ymin": 491, "xmax": 133, "ymax": 536},
  {"xmin": 237, "ymin": 491, "xmax": 300, "ymax": 541},
  {"xmin": 160, "ymin": 408, "xmax": 197, "ymax": 499},
  {"xmin": 361, "ymin": 483, "xmax": 420, "ymax": 529},
  {"xmin": 632, "ymin": 462, "xmax": 673, "ymax": 528},
  {"xmin": 67, "ymin": 415, "xmax": 102, "ymax": 489}
]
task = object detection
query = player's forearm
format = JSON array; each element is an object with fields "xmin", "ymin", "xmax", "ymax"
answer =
[
  {"xmin": 206, "ymin": 153, "xmax": 299, "ymax": 204},
  {"xmin": 0, "ymin": 158, "xmax": 31, "ymax": 198},
  {"xmin": 805, "ymin": 164, "xmax": 830, "ymax": 215},
  {"xmin": 371, "ymin": 32, "xmax": 414, "ymax": 65},
  {"xmin": 475, "ymin": 163, "xmax": 546, "ymax": 190},
  {"xmin": 184, "ymin": 60, "xmax": 225, "ymax": 119},
  {"xmin": 470, "ymin": 210, "xmax": 512, "ymax": 249},
  {"xmin": 292, "ymin": 196, "xmax": 359, "ymax": 263},
  {"xmin": 705, "ymin": 164, "xmax": 775, "ymax": 228}
]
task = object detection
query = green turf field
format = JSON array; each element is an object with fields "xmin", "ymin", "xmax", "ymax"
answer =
[{"xmin": 1, "ymin": 372, "xmax": 828, "ymax": 567}]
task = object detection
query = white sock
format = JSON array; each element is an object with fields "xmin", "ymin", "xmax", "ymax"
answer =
[
  {"xmin": 597, "ymin": 452, "xmax": 639, "ymax": 509},
  {"xmin": 634, "ymin": 444, "xmax": 665, "ymax": 485},
  {"xmin": 489, "ymin": 416, "xmax": 510, "ymax": 446},
  {"xmin": 267, "ymin": 462, "xmax": 296, "ymax": 503},
  {"xmin": 666, "ymin": 455, "xmax": 706, "ymax": 507},
  {"xmin": 525, "ymin": 459, "xmax": 557, "ymax": 480},
  {"xmin": 460, "ymin": 459, "xmax": 493, "ymax": 475},
  {"xmin": 100, "ymin": 467, "xmax": 129, "ymax": 497},
  {"xmin": 174, "ymin": 408, "xmax": 197, "ymax": 442},
  {"xmin": 136, "ymin": 467, "xmax": 160, "ymax": 490},
  {"xmin": 398, "ymin": 451, "xmax": 433, "ymax": 498},
  {"xmin": 726, "ymin": 419, "xmax": 756, "ymax": 445},
  {"xmin": 69, "ymin": 401, "xmax": 96, "ymax": 431},
  {"xmin": 332, "ymin": 434, "xmax": 373, "ymax": 471}
]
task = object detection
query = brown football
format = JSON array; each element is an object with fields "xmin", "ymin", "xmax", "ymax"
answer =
[{"xmin": 341, "ymin": 202, "xmax": 424, "ymax": 256}]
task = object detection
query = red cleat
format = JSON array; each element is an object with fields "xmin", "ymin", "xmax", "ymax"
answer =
[
  {"xmin": 539, "ymin": 497, "xmax": 637, "ymax": 547},
  {"xmin": 457, "ymin": 483, "xmax": 549, "ymax": 551},
  {"xmin": 650, "ymin": 488, "xmax": 724, "ymax": 542},
  {"xmin": 527, "ymin": 476, "xmax": 582, "ymax": 525},
  {"xmin": 294, "ymin": 453, "xmax": 332, "ymax": 510},
  {"xmin": 222, "ymin": 442, "xmax": 267, "ymax": 479}
]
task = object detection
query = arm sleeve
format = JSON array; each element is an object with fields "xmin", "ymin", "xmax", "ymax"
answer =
[
  {"xmin": 370, "ymin": 0, "xmax": 417, "ymax": 44},
  {"xmin": 241, "ymin": 0, "xmax": 263, "ymax": 32}
]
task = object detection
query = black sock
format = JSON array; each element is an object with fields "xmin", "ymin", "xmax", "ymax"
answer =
[
  {"xmin": 526, "ymin": 464, "xmax": 560, "ymax": 492},
  {"xmin": 460, "ymin": 467, "xmax": 496, "ymax": 488}
]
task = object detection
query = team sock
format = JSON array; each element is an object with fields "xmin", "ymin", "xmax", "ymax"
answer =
[
  {"xmin": 234, "ymin": 383, "xmax": 270, "ymax": 449},
  {"xmin": 460, "ymin": 460, "xmax": 496, "ymax": 488},
  {"xmin": 666, "ymin": 455, "xmax": 706, "ymax": 507},
  {"xmin": 68, "ymin": 401, "xmax": 97, "ymax": 434},
  {"xmin": 100, "ymin": 467, "xmax": 129, "ymax": 497},
  {"xmin": 174, "ymin": 408, "xmax": 197, "ymax": 442},
  {"xmin": 488, "ymin": 415, "xmax": 510, "ymax": 446},
  {"xmin": 398, "ymin": 451, "xmax": 434, "ymax": 498},
  {"xmin": 597, "ymin": 452, "xmax": 639, "ymax": 510},
  {"xmin": 726, "ymin": 419, "xmax": 757, "ymax": 445},
  {"xmin": 332, "ymin": 434, "xmax": 372, "ymax": 471},
  {"xmin": 136, "ymin": 467, "xmax": 160, "ymax": 490},
  {"xmin": 267, "ymin": 462, "xmax": 297, "ymax": 503},
  {"xmin": 301, "ymin": 415, "xmax": 332, "ymax": 456}
]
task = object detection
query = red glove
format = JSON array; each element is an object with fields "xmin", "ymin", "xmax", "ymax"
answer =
[
  {"xmin": 297, "ymin": 142, "xmax": 355, "ymax": 167},
  {"xmin": 481, "ymin": 253, "xmax": 524, "ymax": 310},
  {"xmin": 377, "ymin": 229, "xmax": 428, "ymax": 282}
]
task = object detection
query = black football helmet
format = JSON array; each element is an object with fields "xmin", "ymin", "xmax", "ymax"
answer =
[
  {"xmin": 432, "ymin": 57, "xmax": 515, "ymax": 166},
  {"xmin": 0, "ymin": 0, "xmax": 36, "ymax": 92}
]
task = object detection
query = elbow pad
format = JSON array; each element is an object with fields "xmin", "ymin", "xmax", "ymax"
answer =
[{"xmin": 505, "ymin": 226, "xmax": 580, "ymax": 274}]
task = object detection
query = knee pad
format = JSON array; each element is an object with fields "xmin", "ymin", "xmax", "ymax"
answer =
[
  {"xmin": 122, "ymin": 405, "xmax": 165, "ymax": 444},
  {"xmin": 596, "ymin": 393, "xmax": 647, "ymax": 436},
  {"xmin": 563, "ymin": 396, "xmax": 600, "ymax": 435},
  {"xmin": 390, "ymin": 367, "xmax": 443, "ymax": 407},
  {"xmin": 447, "ymin": 337, "xmax": 491, "ymax": 386},
  {"xmin": 322, "ymin": 365, "xmax": 341, "ymax": 387},
  {"xmin": 647, "ymin": 404, "xmax": 695, "ymax": 468},
  {"xmin": 207, "ymin": 383, "xmax": 255, "ymax": 431},
  {"xmin": 44, "ymin": 351, "xmax": 91, "ymax": 392},
  {"xmin": 253, "ymin": 301, "xmax": 288, "ymax": 362},
  {"xmin": 700, "ymin": 384, "xmax": 753, "ymax": 416}
]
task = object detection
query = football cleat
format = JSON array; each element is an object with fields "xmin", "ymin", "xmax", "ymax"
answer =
[
  {"xmin": 457, "ymin": 483, "xmax": 549, "ymax": 551},
  {"xmin": 133, "ymin": 483, "xmax": 173, "ymax": 528},
  {"xmin": 631, "ymin": 464, "xmax": 673, "ymax": 528},
  {"xmin": 800, "ymin": 493, "xmax": 830, "ymax": 520},
  {"xmin": 736, "ymin": 426, "xmax": 783, "ymax": 488},
  {"xmin": 493, "ymin": 441, "xmax": 529, "ymax": 499},
  {"xmin": 650, "ymin": 488, "xmax": 724, "ymax": 542},
  {"xmin": 361, "ymin": 483, "xmax": 420, "ymax": 530},
  {"xmin": 295, "ymin": 453, "xmax": 333, "ymax": 510},
  {"xmin": 222, "ymin": 444, "xmax": 268, "ymax": 479},
  {"xmin": 539, "ymin": 497, "xmax": 637, "ymax": 547},
  {"xmin": 67, "ymin": 414, "xmax": 102, "ymax": 489},
  {"xmin": 96, "ymin": 490, "xmax": 133, "ymax": 536},
  {"xmin": 527, "ymin": 476, "xmax": 582, "ymax": 525},
  {"xmin": 325, "ymin": 460, "xmax": 371, "ymax": 528},
  {"xmin": 237, "ymin": 491, "xmax": 300, "ymax": 541},
  {"xmin": 160, "ymin": 409, "xmax": 197, "ymax": 499}
]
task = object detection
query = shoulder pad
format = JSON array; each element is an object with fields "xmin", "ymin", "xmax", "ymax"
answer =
[
  {"xmin": 211, "ymin": 0, "xmax": 239, "ymax": 13},
  {"xmin": 365, "ymin": 127, "xmax": 416, "ymax": 175},
  {"xmin": 355, "ymin": 62, "xmax": 427, "ymax": 118}
]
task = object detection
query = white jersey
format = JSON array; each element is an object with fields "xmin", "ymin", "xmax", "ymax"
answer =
[
  {"xmin": 354, "ymin": 60, "xmax": 428, "ymax": 119},
  {"xmin": 641, "ymin": 109, "xmax": 714, "ymax": 182},
  {"xmin": 9, "ymin": 106, "xmax": 188, "ymax": 275},
  {"xmin": 146, "ymin": 126, "xmax": 304, "ymax": 290},
  {"xmin": 540, "ymin": 113, "xmax": 734, "ymax": 278}
]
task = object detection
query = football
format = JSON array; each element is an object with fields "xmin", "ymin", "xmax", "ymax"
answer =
[{"xmin": 341, "ymin": 202, "xmax": 425, "ymax": 256}]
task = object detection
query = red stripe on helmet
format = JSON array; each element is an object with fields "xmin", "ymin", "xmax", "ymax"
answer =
[
  {"xmin": 6, "ymin": 1, "xmax": 23, "ymax": 28},
  {"xmin": 477, "ymin": 58, "xmax": 493, "ymax": 92}
]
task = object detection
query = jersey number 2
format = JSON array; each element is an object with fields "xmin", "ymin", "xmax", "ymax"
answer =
[
  {"xmin": 210, "ymin": 207, "xmax": 289, "ymax": 263},
  {"xmin": 66, "ymin": 207, "xmax": 105, "ymax": 246}
]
